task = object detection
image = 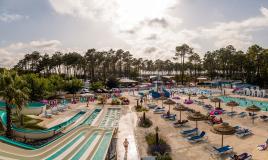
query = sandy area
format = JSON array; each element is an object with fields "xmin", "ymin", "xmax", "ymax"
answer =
[{"xmin": 125, "ymin": 90, "xmax": 268, "ymax": 160}]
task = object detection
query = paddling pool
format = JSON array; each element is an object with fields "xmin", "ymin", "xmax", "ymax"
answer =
[{"xmin": 219, "ymin": 96, "xmax": 268, "ymax": 111}]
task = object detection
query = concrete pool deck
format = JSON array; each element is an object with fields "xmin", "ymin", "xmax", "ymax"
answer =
[
  {"xmin": 117, "ymin": 104, "xmax": 140, "ymax": 160},
  {"xmin": 130, "ymin": 90, "xmax": 268, "ymax": 160}
]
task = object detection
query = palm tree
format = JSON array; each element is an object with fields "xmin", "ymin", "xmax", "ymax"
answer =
[
  {"xmin": 0, "ymin": 71, "xmax": 29, "ymax": 137},
  {"xmin": 14, "ymin": 89, "xmax": 29, "ymax": 126}
]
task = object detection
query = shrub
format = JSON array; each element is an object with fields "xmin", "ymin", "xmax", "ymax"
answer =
[
  {"xmin": 145, "ymin": 133, "xmax": 171, "ymax": 157},
  {"xmin": 156, "ymin": 153, "xmax": 172, "ymax": 160},
  {"xmin": 111, "ymin": 98, "xmax": 120, "ymax": 105},
  {"xmin": 135, "ymin": 105, "xmax": 144, "ymax": 112},
  {"xmin": 138, "ymin": 117, "xmax": 152, "ymax": 128},
  {"xmin": 90, "ymin": 81, "xmax": 104, "ymax": 91}
]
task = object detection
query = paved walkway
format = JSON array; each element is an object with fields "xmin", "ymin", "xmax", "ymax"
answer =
[{"xmin": 117, "ymin": 106, "xmax": 140, "ymax": 160}]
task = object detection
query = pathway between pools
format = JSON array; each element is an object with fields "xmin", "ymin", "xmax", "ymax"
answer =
[{"xmin": 117, "ymin": 106, "xmax": 140, "ymax": 160}]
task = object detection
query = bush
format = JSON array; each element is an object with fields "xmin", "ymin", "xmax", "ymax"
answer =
[
  {"xmin": 138, "ymin": 117, "xmax": 152, "ymax": 128},
  {"xmin": 111, "ymin": 98, "xmax": 120, "ymax": 105},
  {"xmin": 135, "ymin": 105, "xmax": 143, "ymax": 112},
  {"xmin": 145, "ymin": 133, "xmax": 171, "ymax": 157},
  {"xmin": 90, "ymin": 81, "xmax": 104, "ymax": 91},
  {"xmin": 156, "ymin": 153, "xmax": 172, "ymax": 160}
]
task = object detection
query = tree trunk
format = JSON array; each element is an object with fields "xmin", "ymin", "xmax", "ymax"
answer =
[
  {"xmin": 156, "ymin": 132, "xmax": 159, "ymax": 145},
  {"xmin": 20, "ymin": 114, "xmax": 24, "ymax": 126},
  {"xmin": 181, "ymin": 56, "xmax": 185, "ymax": 85},
  {"xmin": 5, "ymin": 103, "xmax": 12, "ymax": 138},
  {"xmin": 143, "ymin": 112, "xmax": 146, "ymax": 122}
]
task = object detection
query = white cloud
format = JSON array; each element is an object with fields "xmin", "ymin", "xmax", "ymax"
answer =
[
  {"xmin": 0, "ymin": 13, "xmax": 28, "ymax": 22},
  {"xmin": 197, "ymin": 7, "xmax": 268, "ymax": 50},
  {"xmin": 0, "ymin": 40, "xmax": 63, "ymax": 68},
  {"xmin": 49, "ymin": 0, "xmax": 183, "ymax": 59},
  {"xmin": 48, "ymin": 1, "xmax": 268, "ymax": 58}
]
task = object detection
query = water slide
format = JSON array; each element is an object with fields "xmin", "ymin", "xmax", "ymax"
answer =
[
  {"xmin": 0, "ymin": 109, "xmax": 115, "ymax": 160},
  {"xmin": 150, "ymin": 87, "xmax": 171, "ymax": 99},
  {"xmin": 162, "ymin": 88, "xmax": 171, "ymax": 98},
  {"xmin": 0, "ymin": 126, "xmax": 114, "ymax": 160}
]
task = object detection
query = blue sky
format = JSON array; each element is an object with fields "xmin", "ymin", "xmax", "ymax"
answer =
[{"xmin": 1, "ymin": 0, "xmax": 268, "ymax": 67}]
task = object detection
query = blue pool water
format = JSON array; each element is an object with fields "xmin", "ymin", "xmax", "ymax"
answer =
[{"xmin": 219, "ymin": 96, "xmax": 268, "ymax": 111}]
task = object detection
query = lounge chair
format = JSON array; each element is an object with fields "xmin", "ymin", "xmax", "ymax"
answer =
[
  {"xmin": 248, "ymin": 113, "xmax": 258, "ymax": 119},
  {"xmin": 153, "ymin": 107, "xmax": 165, "ymax": 114},
  {"xmin": 161, "ymin": 113, "xmax": 176, "ymax": 119},
  {"xmin": 173, "ymin": 120, "xmax": 188, "ymax": 127},
  {"xmin": 203, "ymin": 104, "xmax": 213, "ymax": 111},
  {"xmin": 187, "ymin": 131, "xmax": 206, "ymax": 143},
  {"xmin": 229, "ymin": 153, "xmax": 252, "ymax": 160},
  {"xmin": 235, "ymin": 129, "xmax": 252, "ymax": 138},
  {"xmin": 260, "ymin": 115, "xmax": 268, "ymax": 121},
  {"xmin": 257, "ymin": 139, "xmax": 268, "ymax": 151},
  {"xmin": 43, "ymin": 111, "xmax": 52, "ymax": 118},
  {"xmin": 147, "ymin": 103, "xmax": 157, "ymax": 109},
  {"xmin": 238, "ymin": 112, "xmax": 247, "ymax": 118},
  {"xmin": 227, "ymin": 111, "xmax": 237, "ymax": 117},
  {"xmin": 180, "ymin": 128, "xmax": 198, "ymax": 136},
  {"xmin": 213, "ymin": 145, "xmax": 233, "ymax": 155},
  {"xmin": 51, "ymin": 107, "xmax": 59, "ymax": 115}
]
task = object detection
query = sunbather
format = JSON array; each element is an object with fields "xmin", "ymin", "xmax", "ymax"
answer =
[{"xmin": 257, "ymin": 139, "xmax": 268, "ymax": 151}]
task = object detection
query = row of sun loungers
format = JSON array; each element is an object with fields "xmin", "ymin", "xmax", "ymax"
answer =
[{"xmin": 43, "ymin": 104, "xmax": 69, "ymax": 118}]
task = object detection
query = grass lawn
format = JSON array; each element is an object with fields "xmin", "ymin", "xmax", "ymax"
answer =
[{"xmin": 12, "ymin": 115, "xmax": 45, "ymax": 130}]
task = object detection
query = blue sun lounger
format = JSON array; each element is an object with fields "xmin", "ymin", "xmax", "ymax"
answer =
[
  {"xmin": 187, "ymin": 131, "xmax": 206, "ymax": 143},
  {"xmin": 213, "ymin": 145, "xmax": 233, "ymax": 155},
  {"xmin": 180, "ymin": 128, "xmax": 198, "ymax": 136}
]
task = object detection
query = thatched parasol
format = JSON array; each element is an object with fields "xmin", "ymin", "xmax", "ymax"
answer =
[
  {"xmin": 226, "ymin": 101, "xmax": 239, "ymax": 116},
  {"xmin": 211, "ymin": 97, "xmax": 222, "ymax": 109},
  {"xmin": 198, "ymin": 95, "xmax": 208, "ymax": 102},
  {"xmin": 157, "ymin": 96, "xmax": 168, "ymax": 107},
  {"xmin": 174, "ymin": 103, "xmax": 187, "ymax": 121},
  {"xmin": 187, "ymin": 112, "xmax": 206, "ymax": 134},
  {"xmin": 164, "ymin": 99, "xmax": 176, "ymax": 113},
  {"xmin": 246, "ymin": 105, "xmax": 261, "ymax": 124},
  {"xmin": 211, "ymin": 122, "xmax": 235, "ymax": 147},
  {"xmin": 198, "ymin": 95, "xmax": 208, "ymax": 100}
]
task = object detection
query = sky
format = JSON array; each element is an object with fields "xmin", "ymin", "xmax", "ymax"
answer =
[{"xmin": 1, "ymin": 0, "xmax": 268, "ymax": 67}]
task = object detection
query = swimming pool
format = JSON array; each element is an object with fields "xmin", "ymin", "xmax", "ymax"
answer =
[
  {"xmin": 0, "ymin": 101, "xmax": 45, "ymax": 109},
  {"xmin": 219, "ymin": 96, "xmax": 268, "ymax": 111},
  {"xmin": 175, "ymin": 87, "xmax": 221, "ymax": 95}
]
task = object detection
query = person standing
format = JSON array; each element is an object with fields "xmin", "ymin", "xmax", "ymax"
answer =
[{"xmin": 123, "ymin": 138, "xmax": 129, "ymax": 153}]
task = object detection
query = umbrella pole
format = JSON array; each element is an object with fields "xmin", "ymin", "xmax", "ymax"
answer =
[
  {"xmin": 169, "ymin": 105, "xmax": 170, "ymax": 113},
  {"xmin": 231, "ymin": 107, "xmax": 233, "ymax": 118},
  {"xmin": 252, "ymin": 111, "xmax": 254, "ymax": 124},
  {"xmin": 196, "ymin": 121, "xmax": 198, "ymax": 135},
  {"xmin": 162, "ymin": 100, "xmax": 163, "ymax": 107},
  {"xmin": 180, "ymin": 110, "xmax": 182, "ymax": 121},
  {"xmin": 221, "ymin": 134, "xmax": 224, "ymax": 147}
]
